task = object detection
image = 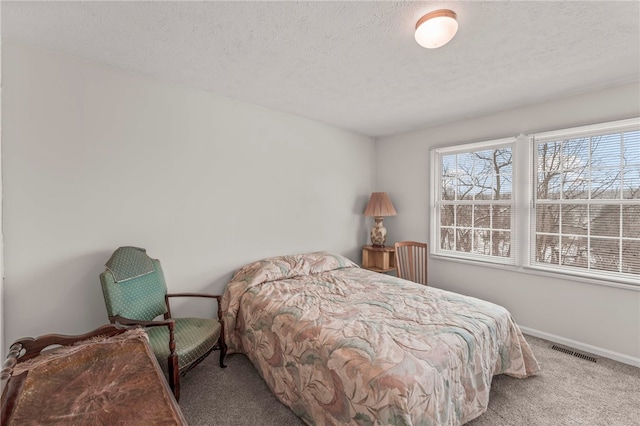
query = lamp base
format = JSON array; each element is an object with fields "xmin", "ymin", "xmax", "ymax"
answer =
[{"xmin": 370, "ymin": 217, "xmax": 387, "ymax": 247}]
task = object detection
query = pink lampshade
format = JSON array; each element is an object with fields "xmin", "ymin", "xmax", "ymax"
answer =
[{"xmin": 364, "ymin": 192, "xmax": 397, "ymax": 217}]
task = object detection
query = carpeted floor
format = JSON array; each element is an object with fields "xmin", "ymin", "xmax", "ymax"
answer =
[{"xmin": 179, "ymin": 335, "xmax": 640, "ymax": 425}]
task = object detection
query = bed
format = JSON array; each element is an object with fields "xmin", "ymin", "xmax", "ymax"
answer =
[{"xmin": 222, "ymin": 251, "xmax": 540, "ymax": 425}]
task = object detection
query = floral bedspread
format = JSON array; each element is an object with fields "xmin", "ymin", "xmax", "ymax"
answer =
[{"xmin": 222, "ymin": 252, "xmax": 540, "ymax": 425}]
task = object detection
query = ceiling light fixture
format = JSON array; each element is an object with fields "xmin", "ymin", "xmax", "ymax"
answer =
[{"xmin": 414, "ymin": 9, "xmax": 458, "ymax": 49}]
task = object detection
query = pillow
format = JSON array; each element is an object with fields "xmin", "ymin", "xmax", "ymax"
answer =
[
  {"xmin": 230, "ymin": 251, "xmax": 357, "ymax": 286},
  {"xmin": 222, "ymin": 251, "xmax": 358, "ymax": 353},
  {"xmin": 305, "ymin": 251, "xmax": 359, "ymax": 275}
]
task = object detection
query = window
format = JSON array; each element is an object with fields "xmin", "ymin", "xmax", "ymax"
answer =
[
  {"xmin": 531, "ymin": 120, "xmax": 640, "ymax": 283},
  {"xmin": 432, "ymin": 137, "xmax": 516, "ymax": 265},
  {"xmin": 431, "ymin": 118, "xmax": 640, "ymax": 286}
]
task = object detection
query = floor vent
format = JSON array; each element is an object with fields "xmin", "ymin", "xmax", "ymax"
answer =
[{"xmin": 550, "ymin": 344, "xmax": 598, "ymax": 363}]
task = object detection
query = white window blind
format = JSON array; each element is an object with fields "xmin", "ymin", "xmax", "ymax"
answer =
[
  {"xmin": 530, "ymin": 119, "xmax": 640, "ymax": 283},
  {"xmin": 432, "ymin": 138, "xmax": 516, "ymax": 265}
]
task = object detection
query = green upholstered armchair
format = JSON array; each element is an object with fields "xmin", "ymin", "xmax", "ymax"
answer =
[{"xmin": 99, "ymin": 246, "xmax": 227, "ymax": 401}]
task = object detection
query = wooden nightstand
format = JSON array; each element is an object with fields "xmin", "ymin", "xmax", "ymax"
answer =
[{"xmin": 362, "ymin": 245, "xmax": 396, "ymax": 273}]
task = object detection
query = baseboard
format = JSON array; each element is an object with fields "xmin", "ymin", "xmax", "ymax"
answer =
[{"xmin": 519, "ymin": 326, "xmax": 640, "ymax": 368}]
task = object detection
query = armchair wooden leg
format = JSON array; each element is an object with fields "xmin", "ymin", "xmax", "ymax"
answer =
[
  {"xmin": 168, "ymin": 354, "xmax": 180, "ymax": 402},
  {"xmin": 219, "ymin": 322, "xmax": 227, "ymax": 368},
  {"xmin": 219, "ymin": 340, "xmax": 227, "ymax": 369},
  {"xmin": 164, "ymin": 320, "xmax": 181, "ymax": 401}
]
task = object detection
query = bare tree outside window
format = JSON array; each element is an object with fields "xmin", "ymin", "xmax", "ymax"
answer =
[
  {"xmin": 439, "ymin": 144, "xmax": 513, "ymax": 262},
  {"xmin": 432, "ymin": 119, "xmax": 639, "ymax": 285},
  {"xmin": 533, "ymin": 130, "xmax": 640, "ymax": 277}
]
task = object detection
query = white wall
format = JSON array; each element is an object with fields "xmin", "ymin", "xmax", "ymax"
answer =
[
  {"xmin": 0, "ymin": 34, "xmax": 3, "ymax": 358},
  {"xmin": 3, "ymin": 40, "xmax": 639, "ymax": 365},
  {"xmin": 1, "ymin": 42, "xmax": 375, "ymax": 348},
  {"xmin": 377, "ymin": 82, "xmax": 640, "ymax": 364}
]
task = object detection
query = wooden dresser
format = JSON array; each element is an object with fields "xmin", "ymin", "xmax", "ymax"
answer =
[{"xmin": 1, "ymin": 325, "xmax": 186, "ymax": 425}]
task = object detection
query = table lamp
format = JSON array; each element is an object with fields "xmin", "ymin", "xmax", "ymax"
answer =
[{"xmin": 364, "ymin": 192, "xmax": 397, "ymax": 247}]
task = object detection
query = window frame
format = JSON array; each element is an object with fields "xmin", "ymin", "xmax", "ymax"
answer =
[
  {"xmin": 527, "ymin": 118, "xmax": 640, "ymax": 286},
  {"xmin": 429, "ymin": 117, "xmax": 640, "ymax": 288},
  {"xmin": 430, "ymin": 136, "xmax": 518, "ymax": 266}
]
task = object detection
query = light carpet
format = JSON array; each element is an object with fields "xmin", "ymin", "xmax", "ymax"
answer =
[{"xmin": 179, "ymin": 335, "xmax": 640, "ymax": 425}]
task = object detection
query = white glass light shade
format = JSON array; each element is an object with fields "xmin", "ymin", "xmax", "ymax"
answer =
[{"xmin": 414, "ymin": 9, "xmax": 458, "ymax": 49}]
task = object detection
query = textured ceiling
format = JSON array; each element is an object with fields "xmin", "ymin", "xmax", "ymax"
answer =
[{"xmin": 2, "ymin": 1, "xmax": 639, "ymax": 137}]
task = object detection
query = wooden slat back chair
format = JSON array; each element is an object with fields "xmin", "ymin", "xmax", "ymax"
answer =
[
  {"xmin": 394, "ymin": 241, "xmax": 428, "ymax": 285},
  {"xmin": 100, "ymin": 246, "xmax": 227, "ymax": 401}
]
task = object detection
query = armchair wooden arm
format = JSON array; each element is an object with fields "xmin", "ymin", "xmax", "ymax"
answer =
[
  {"xmin": 166, "ymin": 292, "xmax": 221, "ymax": 299},
  {"xmin": 110, "ymin": 315, "xmax": 175, "ymax": 329},
  {"xmin": 165, "ymin": 293, "xmax": 223, "ymax": 320}
]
